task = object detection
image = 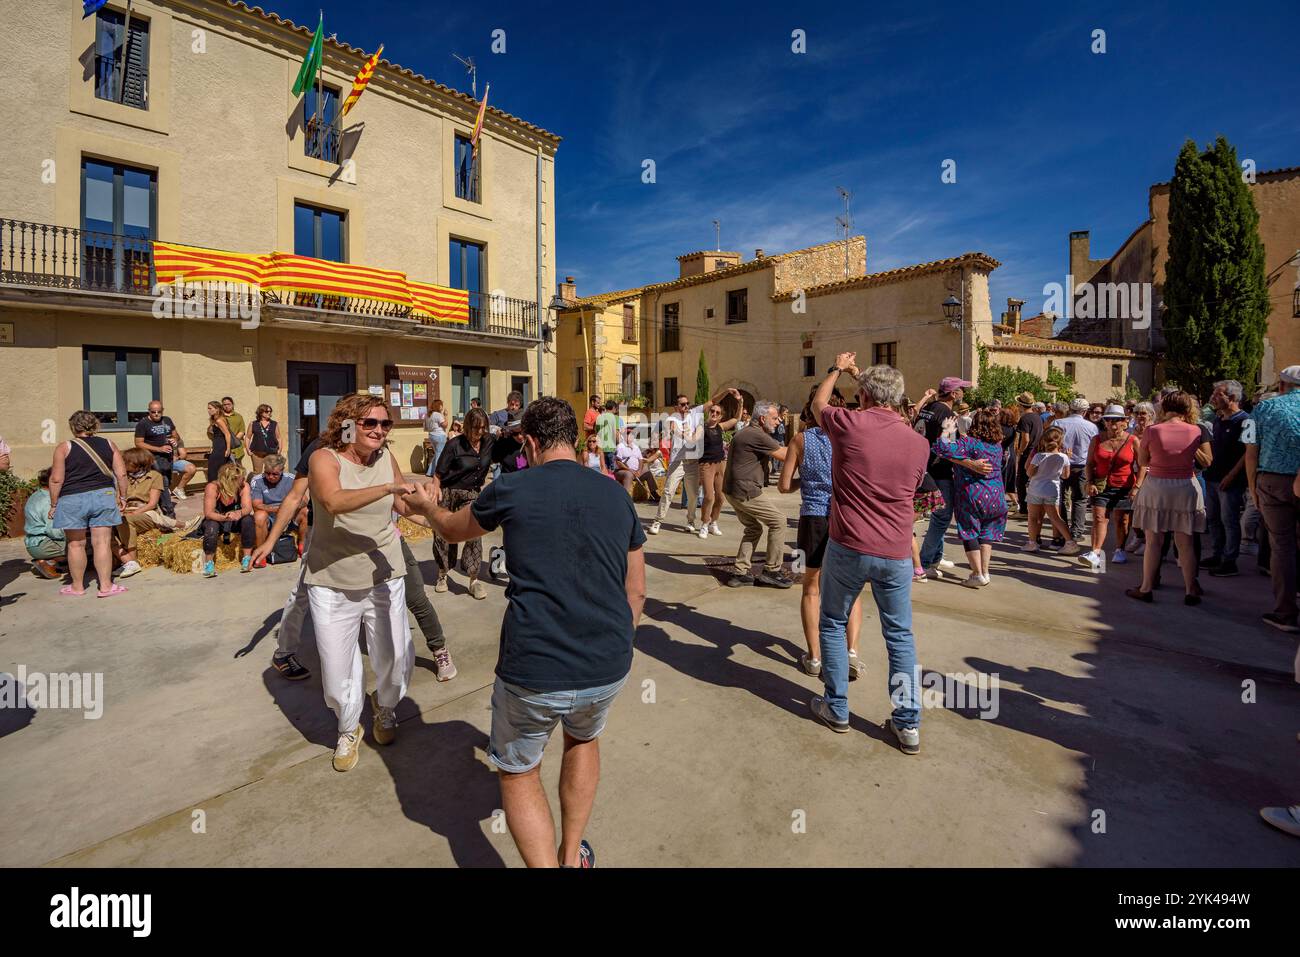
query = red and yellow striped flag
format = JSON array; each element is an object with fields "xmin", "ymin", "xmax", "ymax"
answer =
[
  {"xmin": 470, "ymin": 82, "xmax": 490, "ymax": 154},
  {"xmin": 340, "ymin": 44, "xmax": 383, "ymax": 117}
]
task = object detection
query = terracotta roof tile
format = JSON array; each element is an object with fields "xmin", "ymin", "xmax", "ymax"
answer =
[
  {"xmin": 226, "ymin": 2, "xmax": 560, "ymax": 144},
  {"xmin": 771, "ymin": 252, "xmax": 1000, "ymax": 301},
  {"xmin": 988, "ymin": 333, "xmax": 1135, "ymax": 358}
]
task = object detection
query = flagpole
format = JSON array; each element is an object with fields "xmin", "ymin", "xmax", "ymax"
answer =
[{"xmin": 315, "ymin": 11, "xmax": 323, "ymax": 155}]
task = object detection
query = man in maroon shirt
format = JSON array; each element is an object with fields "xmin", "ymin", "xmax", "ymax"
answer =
[{"xmin": 808, "ymin": 353, "xmax": 930, "ymax": 754}]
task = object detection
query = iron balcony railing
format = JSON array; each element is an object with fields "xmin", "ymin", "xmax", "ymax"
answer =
[
  {"xmin": 0, "ymin": 218, "xmax": 540, "ymax": 341},
  {"xmin": 303, "ymin": 115, "xmax": 342, "ymax": 164}
]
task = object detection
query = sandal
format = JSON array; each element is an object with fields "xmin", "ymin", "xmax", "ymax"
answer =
[
  {"xmin": 96, "ymin": 584, "xmax": 128, "ymax": 598},
  {"xmin": 59, "ymin": 584, "xmax": 86, "ymax": 596}
]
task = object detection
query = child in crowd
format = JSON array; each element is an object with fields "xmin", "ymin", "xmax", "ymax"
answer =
[
  {"xmin": 931, "ymin": 407, "xmax": 1009, "ymax": 587},
  {"xmin": 1023, "ymin": 428, "xmax": 1083, "ymax": 556}
]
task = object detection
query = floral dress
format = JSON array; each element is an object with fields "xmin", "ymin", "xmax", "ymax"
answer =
[{"xmin": 932, "ymin": 436, "xmax": 1008, "ymax": 545}]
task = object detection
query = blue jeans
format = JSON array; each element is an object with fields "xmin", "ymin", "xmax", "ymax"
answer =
[
  {"xmin": 1205, "ymin": 479, "xmax": 1245, "ymax": 563},
  {"xmin": 818, "ymin": 539, "xmax": 919, "ymax": 727},
  {"xmin": 425, "ymin": 433, "xmax": 447, "ymax": 476},
  {"xmin": 919, "ymin": 477, "xmax": 955, "ymax": 568}
]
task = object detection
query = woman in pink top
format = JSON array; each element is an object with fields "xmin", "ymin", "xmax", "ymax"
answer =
[{"xmin": 1126, "ymin": 391, "xmax": 1211, "ymax": 605}]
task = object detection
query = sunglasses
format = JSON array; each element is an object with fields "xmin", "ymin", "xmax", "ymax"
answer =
[{"xmin": 358, "ymin": 417, "xmax": 393, "ymax": 431}]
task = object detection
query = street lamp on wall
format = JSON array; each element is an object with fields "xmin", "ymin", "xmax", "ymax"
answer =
[{"xmin": 942, "ymin": 294, "xmax": 963, "ymax": 329}]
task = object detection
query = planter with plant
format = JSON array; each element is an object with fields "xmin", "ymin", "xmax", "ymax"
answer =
[{"xmin": 1, "ymin": 470, "xmax": 37, "ymax": 539}]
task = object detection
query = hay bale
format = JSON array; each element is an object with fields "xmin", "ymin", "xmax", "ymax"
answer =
[
  {"xmin": 397, "ymin": 516, "xmax": 434, "ymax": 541},
  {"xmin": 135, "ymin": 530, "xmax": 168, "ymax": 568}
]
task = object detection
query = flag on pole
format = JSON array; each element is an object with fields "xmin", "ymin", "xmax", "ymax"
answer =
[
  {"xmin": 340, "ymin": 44, "xmax": 383, "ymax": 117},
  {"xmin": 470, "ymin": 82, "xmax": 490, "ymax": 154},
  {"xmin": 82, "ymin": 0, "xmax": 110, "ymax": 17},
  {"xmin": 291, "ymin": 14, "xmax": 324, "ymax": 96}
]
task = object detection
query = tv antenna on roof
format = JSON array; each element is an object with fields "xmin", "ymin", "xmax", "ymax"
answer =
[
  {"xmin": 712, "ymin": 220, "xmax": 721, "ymax": 251},
  {"xmin": 836, "ymin": 187, "xmax": 853, "ymax": 278},
  {"xmin": 451, "ymin": 53, "xmax": 477, "ymax": 97}
]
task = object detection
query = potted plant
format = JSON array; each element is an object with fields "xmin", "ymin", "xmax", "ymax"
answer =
[{"xmin": 1, "ymin": 470, "xmax": 36, "ymax": 539}]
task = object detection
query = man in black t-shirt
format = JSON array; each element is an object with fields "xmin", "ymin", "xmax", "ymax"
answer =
[
  {"xmin": 917, "ymin": 376, "xmax": 972, "ymax": 574},
  {"xmin": 1013, "ymin": 391, "xmax": 1043, "ymax": 513},
  {"xmin": 134, "ymin": 401, "xmax": 197, "ymax": 515},
  {"xmin": 404, "ymin": 396, "xmax": 646, "ymax": 869}
]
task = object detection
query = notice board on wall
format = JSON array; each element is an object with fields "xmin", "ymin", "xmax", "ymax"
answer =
[{"xmin": 384, "ymin": 364, "xmax": 439, "ymax": 427}]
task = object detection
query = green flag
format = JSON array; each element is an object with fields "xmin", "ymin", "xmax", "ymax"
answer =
[{"xmin": 292, "ymin": 15, "xmax": 323, "ymax": 96}]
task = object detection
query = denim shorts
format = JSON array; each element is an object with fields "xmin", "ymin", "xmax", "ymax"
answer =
[
  {"xmin": 488, "ymin": 675, "xmax": 628, "ymax": 773},
  {"xmin": 53, "ymin": 488, "xmax": 122, "ymax": 530},
  {"xmin": 1026, "ymin": 492, "xmax": 1058, "ymax": 506}
]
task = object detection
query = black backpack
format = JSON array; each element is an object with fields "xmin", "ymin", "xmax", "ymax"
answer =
[{"xmin": 267, "ymin": 534, "xmax": 299, "ymax": 565}]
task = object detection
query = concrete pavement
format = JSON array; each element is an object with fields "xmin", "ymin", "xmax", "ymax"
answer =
[{"xmin": 0, "ymin": 488, "xmax": 1296, "ymax": 867}]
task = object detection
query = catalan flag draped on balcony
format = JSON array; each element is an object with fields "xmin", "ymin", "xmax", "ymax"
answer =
[
  {"xmin": 340, "ymin": 45, "xmax": 383, "ymax": 117},
  {"xmin": 470, "ymin": 82, "xmax": 490, "ymax": 155},
  {"xmin": 153, "ymin": 242, "xmax": 469, "ymax": 324}
]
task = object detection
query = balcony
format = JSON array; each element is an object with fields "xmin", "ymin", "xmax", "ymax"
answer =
[
  {"xmin": 303, "ymin": 115, "xmax": 342, "ymax": 164},
  {"xmin": 0, "ymin": 218, "xmax": 539, "ymax": 344}
]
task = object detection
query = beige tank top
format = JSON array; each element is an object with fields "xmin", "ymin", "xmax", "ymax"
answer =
[{"xmin": 304, "ymin": 447, "xmax": 405, "ymax": 589}]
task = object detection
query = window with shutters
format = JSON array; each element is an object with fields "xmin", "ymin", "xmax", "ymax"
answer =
[
  {"xmin": 1111, "ymin": 364, "xmax": 1122, "ymax": 387},
  {"xmin": 454, "ymin": 134, "xmax": 481, "ymax": 203},
  {"xmin": 1064, "ymin": 361, "xmax": 1076, "ymax": 381},
  {"xmin": 623, "ymin": 304, "xmax": 637, "ymax": 342},
  {"xmin": 304, "ymin": 85, "xmax": 342, "ymax": 163},
  {"xmin": 661, "ymin": 302, "xmax": 680, "ymax": 352},
  {"xmin": 663, "ymin": 378, "xmax": 679, "ymax": 407},
  {"xmin": 726, "ymin": 288, "xmax": 748, "ymax": 324},
  {"xmin": 873, "ymin": 341, "xmax": 898, "ymax": 367},
  {"xmin": 95, "ymin": 9, "xmax": 149, "ymax": 110}
]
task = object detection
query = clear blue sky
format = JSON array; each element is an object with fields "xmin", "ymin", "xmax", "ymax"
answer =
[{"xmin": 272, "ymin": 0, "xmax": 1298, "ymax": 316}]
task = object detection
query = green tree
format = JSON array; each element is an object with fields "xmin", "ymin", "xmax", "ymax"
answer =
[
  {"xmin": 967, "ymin": 343, "xmax": 1051, "ymax": 406},
  {"xmin": 1045, "ymin": 368, "xmax": 1077, "ymax": 404},
  {"xmin": 1163, "ymin": 137, "xmax": 1270, "ymax": 397},
  {"xmin": 694, "ymin": 349, "xmax": 710, "ymax": 406}
]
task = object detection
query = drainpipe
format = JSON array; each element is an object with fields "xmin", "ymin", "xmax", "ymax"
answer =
[{"xmin": 536, "ymin": 147, "xmax": 545, "ymax": 396}]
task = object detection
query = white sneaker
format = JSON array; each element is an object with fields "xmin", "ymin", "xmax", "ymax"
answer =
[
  {"xmin": 698, "ymin": 526, "xmax": 710, "ymax": 539},
  {"xmin": 1021, "ymin": 541, "xmax": 1040, "ymax": 553},
  {"xmin": 979, "ymin": 574, "xmax": 991, "ymax": 585},
  {"xmin": 469, "ymin": 580, "xmax": 488, "ymax": 600},
  {"xmin": 1111, "ymin": 548, "xmax": 1128, "ymax": 565},
  {"xmin": 685, "ymin": 523, "xmax": 698, "ymax": 534},
  {"xmin": 333, "ymin": 725, "xmax": 361, "ymax": 772},
  {"xmin": 648, "ymin": 521, "xmax": 661, "ymax": 535},
  {"xmin": 938, "ymin": 559, "xmax": 956, "ymax": 569},
  {"xmin": 116, "ymin": 560, "xmax": 142, "ymax": 579},
  {"xmin": 1079, "ymin": 550, "xmax": 1102, "ymax": 569},
  {"xmin": 925, "ymin": 565, "xmax": 944, "ymax": 580},
  {"xmin": 172, "ymin": 487, "xmax": 188, "ymax": 500},
  {"xmin": 709, "ymin": 522, "xmax": 722, "ymax": 536},
  {"xmin": 962, "ymin": 575, "xmax": 982, "ymax": 589},
  {"xmin": 1133, "ymin": 542, "xmax": 1145, "ymax": 556}
]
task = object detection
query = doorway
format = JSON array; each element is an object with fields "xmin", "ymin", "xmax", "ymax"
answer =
[
  {"xmin": 287, "ymin": 361, "xmax": 356, "ymax": 464},
  {"xmin": 451, "ymin": 365, "xmax": 487, "ymax": 416}
]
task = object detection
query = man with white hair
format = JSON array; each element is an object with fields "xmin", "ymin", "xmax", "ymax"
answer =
[
  {"xmin": 1244, "ymin": 365, "xmax": 1300, "ymax": 633},
  {"xmin": 808, "ymin": 354, "xmax": 930, "ymax": 753},
  {"xmin": 1055, "ymin": 397, "xmax": 1098, "ymax": 543},
  {"xmin": 722, "ymin": 399, "xmax": 791, "ymax": 588},
  {"xmin": 1202, "ymin": 379, "xmax": 1249, "ymax": 577}
]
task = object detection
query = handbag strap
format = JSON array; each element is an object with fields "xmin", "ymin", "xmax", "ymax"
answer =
[{"xmin": 71, "ymin": 437, "xmax": 113, "ymax": 478}]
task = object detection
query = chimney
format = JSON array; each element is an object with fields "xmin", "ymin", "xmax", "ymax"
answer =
[
  {"xmin": 754, "ymin": 248, "xmax": 765, "ymax": 259},
  {"xmin": 559, "ymin": 276, "xmax": 577, "ymax": 303},
  {"xmin": 1006, "ymin": 297, "xmax": 1026, "ymax": 335}
]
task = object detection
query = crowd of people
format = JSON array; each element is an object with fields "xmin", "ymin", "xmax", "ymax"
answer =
[{"xmin": 12, "ymin": 356, "xmax": 1300, "ymax": 854}]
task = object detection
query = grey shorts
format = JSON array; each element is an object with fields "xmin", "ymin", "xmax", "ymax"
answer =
[
  {"xmin": 488, "ymin": 675, "xmax": 628, "ymax": 773},
  {"xmin": 1026, "ymin": 492, "xmax": 1058, "ymax": 506}
]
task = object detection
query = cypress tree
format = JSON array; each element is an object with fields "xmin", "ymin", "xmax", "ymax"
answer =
[
  {"xmin": 694, "ymin": 349, "xmax": 710, "ymax": 405},
  {"xmin": 1163, "ymin": 137, "xmax": 1271, "ymax": 396}
]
